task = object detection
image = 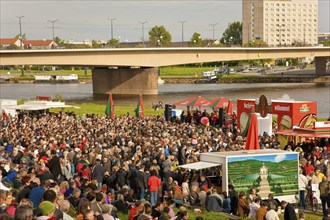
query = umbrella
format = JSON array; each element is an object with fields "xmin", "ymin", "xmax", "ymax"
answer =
[
  {"xmin": 245, "ymin": 113, "xmax": 260, "ymax": 150},
  {"xmin": 201, "ymin": 97, "xmax": 237, "ymax": 114},
  {"xmin": 175, "ymin": 96, "xmax": 209, "ymax": 108}
]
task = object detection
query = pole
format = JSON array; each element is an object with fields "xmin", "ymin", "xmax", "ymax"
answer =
[
  {"xmin": 16, "ymin": 16, "xmax": 24, "ymax": 49},
  {"xmin": 138, "ymin": 21, "xmax": 147, "ymax": 46},
  {"xmin": 179, "ymin": 20, "xmax": 187, "ymax": 45},
  {"xmin": 209, "ymin": 23, "xmax": 218, "ymax": 40},
  {"xmin": 108, "ymin": 18, "xmax": 116, "ymax": 40},
  {"xmin": 48, "ymin": 19, "xmax": 58, "ymax": 48}
]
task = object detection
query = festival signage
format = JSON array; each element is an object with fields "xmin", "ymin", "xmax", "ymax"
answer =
[
  {"xmin": 227, "ymin": 153, "xmax": 299, "ymax": 199},
  {"xmin": 272, "ymin": 101, "xmax": 317, "ymax": 147},
  {"xmin": 237, "ymin": 99, "xmax": 256, "ymax": 132}
]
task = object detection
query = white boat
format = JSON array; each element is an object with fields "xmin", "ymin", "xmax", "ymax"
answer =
[{"xmin": 158, "ymin": 77, "xmax": 165, "ymax": 84}]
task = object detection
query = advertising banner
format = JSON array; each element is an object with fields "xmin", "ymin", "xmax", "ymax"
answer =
[
  {"xmin": 237, "ymin": 99, "xmax": 256, "ymax": 132},
  {"xmin": 227, "ymin": 153, "xmax": 299, "ymax": 199},
  {"xmin": 272, "ymin": 101, "xmax": 317, "ymax": 147}
]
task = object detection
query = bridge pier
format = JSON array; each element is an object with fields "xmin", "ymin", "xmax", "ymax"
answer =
[
  {"xmin": 315, "ymin": 57, "xmax": 328, "ymax": 76},
  {"xmin": 92, "ymin": 67, "xmax": 158, "ymax": 95}
]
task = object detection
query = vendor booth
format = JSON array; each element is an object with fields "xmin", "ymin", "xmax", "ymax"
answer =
[
  {"xmin": 180, "ymin": 149, "xmax": 299, "ymax": 203},
  {"xmin": 237, "ymin": 98, "xmax": 317, "ymax": 147}
]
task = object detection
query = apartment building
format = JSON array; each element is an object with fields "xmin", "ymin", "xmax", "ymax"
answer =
[{"xmin": 242, "ymin": 0, "xmax": 318, "ymax": 47}]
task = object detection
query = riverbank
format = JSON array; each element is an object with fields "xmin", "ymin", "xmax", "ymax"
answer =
[{"xmin": 2, "ymin": 74, "xmax": 329, "ymax": 84}]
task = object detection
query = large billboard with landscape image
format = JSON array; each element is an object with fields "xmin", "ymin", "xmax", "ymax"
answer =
[{"xmin": 227, "ymin": 153, "xmax": 298, "ymax": 199}]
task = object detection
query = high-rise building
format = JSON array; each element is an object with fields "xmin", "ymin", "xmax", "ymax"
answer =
[{"xmin": 242, "ymin": 0, "xmax": 318, "ymax": 47}]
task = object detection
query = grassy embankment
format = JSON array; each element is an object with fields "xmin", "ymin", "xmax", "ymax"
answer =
[
  {"xmin": 1, "ymin": 67, "xmax": 279, "ymax": 79},
  {"xmin": 116, "ymin": 208, "xmax": 323, "ymax": 220}
]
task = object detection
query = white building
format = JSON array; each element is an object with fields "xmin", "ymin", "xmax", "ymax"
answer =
[{"xmin": 242, "ymin": 0, "xmax": 318, "ymax": 47}]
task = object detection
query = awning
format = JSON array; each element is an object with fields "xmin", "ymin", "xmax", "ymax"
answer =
[{"xmin": 179, "ymin": 161, "xmax": 220, "ymax": 170}]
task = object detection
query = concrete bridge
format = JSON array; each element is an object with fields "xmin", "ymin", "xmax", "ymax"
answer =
[{"xmin": 1, "ymin": 47, "xmax": 329, "ymax": 95}]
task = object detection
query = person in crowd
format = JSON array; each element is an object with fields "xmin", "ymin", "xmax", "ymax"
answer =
[
  {"xmin": 151, "ymin": 201, "xmax": 162, "ymax": 219},
  {"xmin": 37, "ymin": 200, "xmax": 56, "ymax": 220},
  {"xmin": 256, "ymin": 201, "xmax": 269, "ymax": 220},
  {"xmin": 298, "ymin": 169, "xmax": 308, "ymax": 207},
  {"xmin": 92, "ymin": 159, "xmax": 105, "ymax": 189},
  {"xmin": 228, "ymin": 184, "xmax": 239, "ymax": 216},
  {"xmin": 238, "ymin": 191, "xmax": 249, "ymax": 218},
  {"xmin": 159, "ymin": 206, "xmax": 170, "ymax": 220},
  {"xmin": 319, "ymin": 176, "xmax": 330, "ymax": 216},
  {"xmin": 249, "ymin": 197, "xmax": 261, "ymax": 218},
  {"xmin": 14, "ymin": 204, "xmax": 34, "ymax": 220},
  {"xmin": 113, "ymin": 193, "xmax": 128, "ymax": 214},
  {"xmin": 148, "ymin": 170, "xmax": 161, "ymax": 207},
  {"xmin": 281, "ymin": 200, "xmax": 297, "ymax": 220},
  {"xmin": 265, "ymin": 200, "xmax": 279, "ymax": 220},
  {"xmin": 222, "ymin": 191, "xmax": 231, "ymax": 213}
]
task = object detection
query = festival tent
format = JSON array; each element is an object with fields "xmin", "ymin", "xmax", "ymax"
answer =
[
  {"xmin": 200, "ymin": 97, "xmax": 237, "ymax": 114},
  {"xmin": 175, "ymin": 96, "xmax": 209, "ymax": 108},
  {"xmin": 276, "ymin": 127, "xmax": 330, "ymax": 138},
  {"xmin": 245, "ymin": 113, "xmax": 261, "ymax": 150}
]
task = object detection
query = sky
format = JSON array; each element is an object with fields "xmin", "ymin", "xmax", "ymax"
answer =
[{"xmin": 1, "ymin": 0, "xmax": 329, "ymax": 43}]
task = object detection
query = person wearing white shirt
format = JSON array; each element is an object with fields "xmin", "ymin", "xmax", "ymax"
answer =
[
  {"xmin": 298, "ymin": 169, "xmax": 308, "ymax": 207},
  {"xmin": 249, "ymin": 197, "xmax": 261, "ymax": 218}
]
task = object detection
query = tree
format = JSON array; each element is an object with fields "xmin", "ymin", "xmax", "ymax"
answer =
[
  {"xmin": 148, "ymin": 25, "xmax": 172, "ymax": 47},
  {"xmin": 320, "ymin": 39, "xmax": 330, "ymax": 46},
  {"xmin": 15, "ymin": 33, "xmax": 26, "ymax": 40},
  {"xmin": 107, "ymin": 39, "xmax": 120, "ymax": 48},
  {"xmin": 188, "ymin": 32, "xmax": 203, "ymax": 47},
  {"xmin": 220, "ymin": 21, "xmax": 242, "ymax": 46},
  {"xmin": 243, "ymin": 40, "xmax": 268, "ymax": 47},
  {"xmin": 92, "ymin": 40, "xmax": 102, "ymax": 48}
]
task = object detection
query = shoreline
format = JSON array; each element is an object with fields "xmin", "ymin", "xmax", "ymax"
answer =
[{"xmin": 1, "ymin": 75, "xmax": 329, "ymax": 84}]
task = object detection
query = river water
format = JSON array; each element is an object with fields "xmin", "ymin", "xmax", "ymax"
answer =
[{"xmin": 1, "ymin": 83, "xmax": 329, "ymax": 118}]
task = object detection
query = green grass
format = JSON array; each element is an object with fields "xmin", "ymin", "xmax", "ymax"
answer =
[
  {"xmin": 160, "ymin": 66, "xmax": 217, "ymax": 76},
  {"xmin": 116, "ymin": 208, "xmax": 323, "ymax": 220},
  {"xmin": 50, "ymin": 103, "xmax": 164, "ymax": 116},
  {"xmin": 0, "ymin": 69, "xmax": 92, "ymax": 77}
]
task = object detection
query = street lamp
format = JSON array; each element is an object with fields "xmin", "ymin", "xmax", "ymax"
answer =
[
  {"xmin": 48, "ymin": 19, "xmax": 58, "ymax": 48},
  {"xmin": 138, "ymin": 21, "xmax": 148, "ymax": 46},
  {"xmin": 179, "ymin": 20, "xmax": 187, "ymax": 45},
  {"xmin": 209, "ymin": 23, "xmax": 218, "ymax": 40},
  {"xmin": 230, "ymin": 36, "xmax": 233, "ymax": 46},
  {"xmin": 16, "ymin": 16, "xmax": 24, "ymax": 49},
  {"xmin": 107, "ymin": 18, "xmax": 116, "ymax": 40}
]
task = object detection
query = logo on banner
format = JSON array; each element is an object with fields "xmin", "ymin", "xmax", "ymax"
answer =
[
  {"xmin": 274, "ymin": 105, "xmax": 290, "ymax": 111},
  {"xmin": 300, "ymin": 104, "xmax": 310, "ymax": 112},
  {"xmin": 259, "ymin": 95, "xmax": 268, "ymax": 118}
]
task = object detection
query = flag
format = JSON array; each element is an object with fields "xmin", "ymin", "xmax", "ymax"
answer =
[
  {"xmin": 105, "ymin": 93, "xmax": 115, "ymax": 119},
  {"xmin": 134, "ymin": 94, "xmax": 144, "ymax": 119}
]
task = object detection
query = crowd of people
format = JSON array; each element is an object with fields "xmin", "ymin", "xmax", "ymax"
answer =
[{"xmin": 0, "ymin": 109, "xmax": 329, "ymax": 220}]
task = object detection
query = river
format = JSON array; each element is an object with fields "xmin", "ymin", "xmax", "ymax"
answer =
[{"xmin": 1, "ymin": 83, "xmax": 329, "ymax": 118}]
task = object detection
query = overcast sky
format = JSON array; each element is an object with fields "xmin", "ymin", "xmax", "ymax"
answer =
[{"xmin": 1, "ymin": 0, "xmax": 329, "ymax": 42}]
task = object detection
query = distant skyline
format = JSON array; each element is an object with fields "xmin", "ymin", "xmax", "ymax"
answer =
[{"xmin": 1, "ymin": 0, "xmax": 329, "ymax": 42}]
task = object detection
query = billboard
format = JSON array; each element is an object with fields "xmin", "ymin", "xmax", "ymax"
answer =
[{"xmin": 227, "ymin": 153, "xmax": 299, "ymax": 199}]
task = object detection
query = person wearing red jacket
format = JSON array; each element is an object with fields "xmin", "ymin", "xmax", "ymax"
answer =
[
  {"xmin": 304, "ymin": 159, "xmax": 315, "ymax": 176},
  {"xmin": 148, "ymin": 170, "xmax": 161, "ymax": 207}
]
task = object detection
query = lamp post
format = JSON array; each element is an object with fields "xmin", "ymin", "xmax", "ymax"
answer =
[
  {"xmin": 179, "ymin": 20, "xmax": 187, "ymax": 46},
  {"xmin": 209, "ymin": 23, "xmax": 218, "ymax": 40},
  {"xmin": 16, "ymin": 16, "xmax": 24, "ymax": 49},
  {"xmin": 138, "ymin": 21, "xmax": 148, "ymax": 46},
  {"xmin": 107, "ymin": 18, "xmax": 116, "ymax": 40},
  {"xmin": 230, "ymin": 36, "xmax": 233, "ymax": 47},
  {"xmin": 48, "ymin": 19, "xmax": 58, "ymax": 48}
]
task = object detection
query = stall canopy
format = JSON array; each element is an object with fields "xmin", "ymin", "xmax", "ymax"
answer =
[
  {"xmin": 179, "ymin": 161, "xmax": 220, "ymax": 170},
  {"xmin": 175, "ymin": 96, "xmax": 209, "ymax": 107},
  {"xmin": 276, "ymin": 127, "xmax": 330, "ymax": 138}
]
